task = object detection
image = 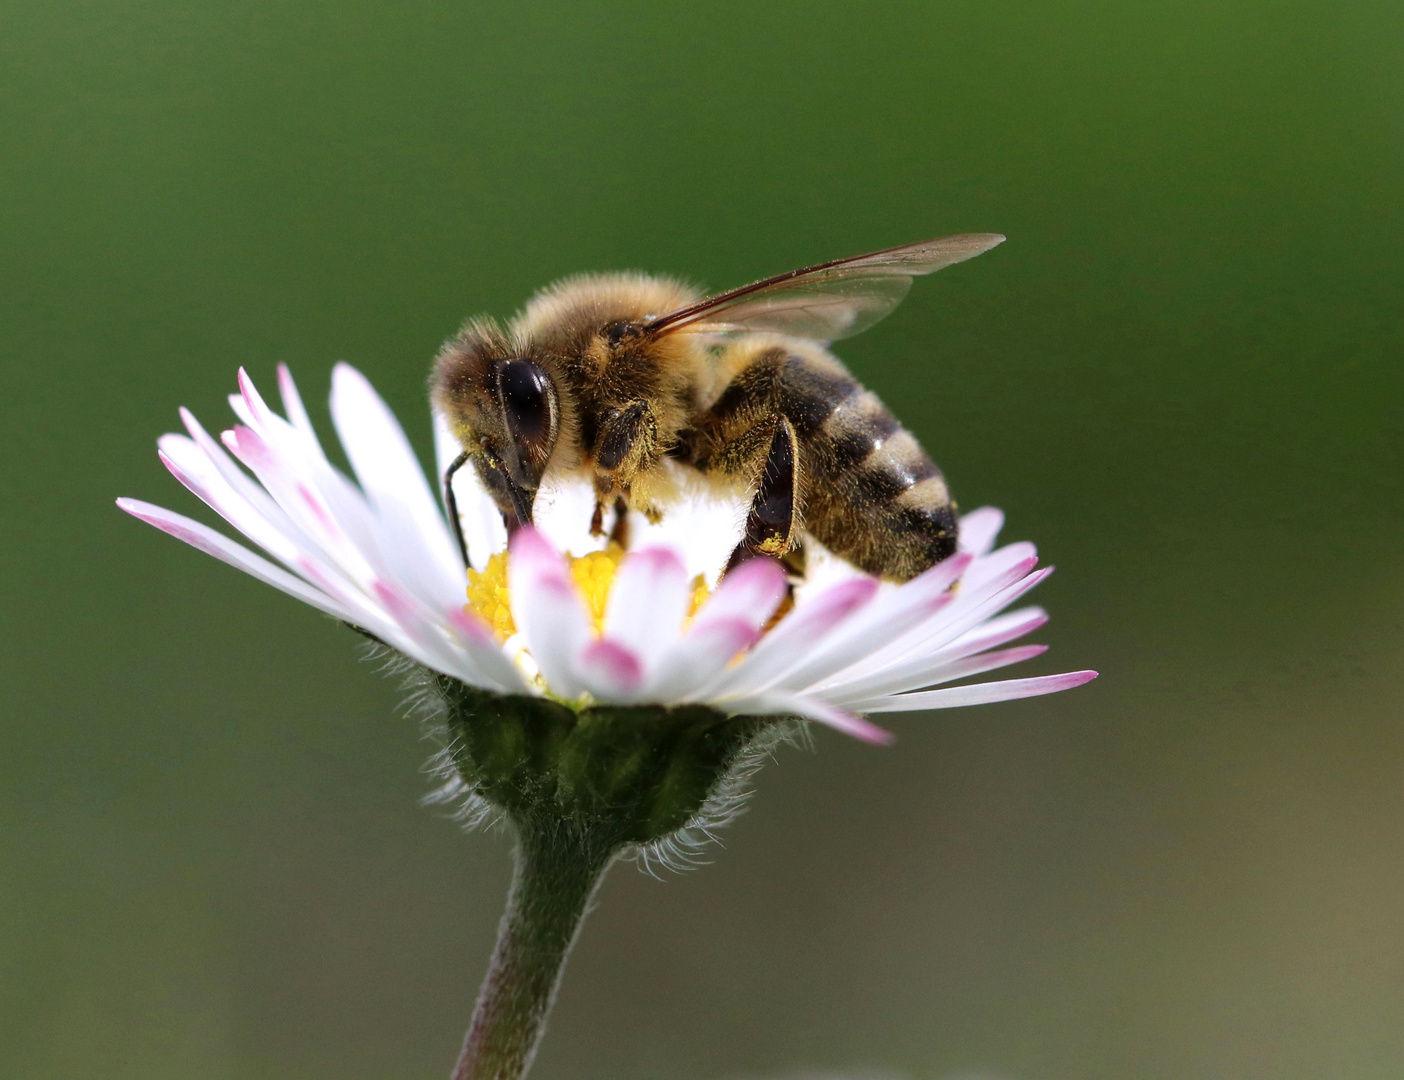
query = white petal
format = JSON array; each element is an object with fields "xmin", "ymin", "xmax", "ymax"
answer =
[
  {"xmin": 701, "ymin": 577, "xmax": 877, "ymax": 698},
  {"xmin": 832, "ymin": 644, "xmax": 1049, "ymax": 705},
  {"xmin": 117, "ymin": 499, "xmax": 352, "ymax": 622},
  {"xmin": 957, "ymin": 506, "xmax": 1004, "ymax": 556},
  {"xmin": 533, "ymin": 472, "xmax": 610, "ymax": 559},
  {"xmin": 621, "ymin": 464, "xmax": 748, "ymax": 584},
  {"xmin": 602, "ymin": 546, "xmax": 690, "ymax": 668},
  {"xmin": 779, "ymin": 553, "xmax": 971, "ymax": 693},
  {"xmin": 645, "ymin": 558, "xmax": 788, "ymax": 698},
  {"xmin": 574, "ymin": 639, "xmax": 646, "ymax": 701},
  {"xmin": 508, "ymin": 527, "xmax": 592, "ymax": 699},
  {"xmin": 228, "ymin": 392, "xmax": 255, "ymax": 428},
  {"xmin": 860, "ymin": 670, "xmax": 1099, "ymax": 713},
  {"xmin": 444, "ymin": 607, "xmax": 528, "ymax": 692},
  {"xmin": 276, "ymin": 364, "xmax": 319, "ymax": 444},
  {"xmin": 962, "ymin": 540, "xmax": 1037, "ymax": 593},
  {"xmin": 330, "ymin": 363, "xmax": 466, "ymax": 601},
  {"xmin": 647, "ymin": 617, "xmax": 761, "ymax": 700},
  {"xmin": 723, "ymin": 690, "xmax": 895, "ymax": 745}
]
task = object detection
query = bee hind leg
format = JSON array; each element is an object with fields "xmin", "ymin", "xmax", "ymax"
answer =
[{"xmin": 743, "ymin": 416, "xmax": 800, "ymax": 558}]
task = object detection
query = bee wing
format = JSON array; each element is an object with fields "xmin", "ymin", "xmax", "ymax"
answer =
[{"xmin": 645, "ymin": 233, "xmax": 1005, "ymax": 343}]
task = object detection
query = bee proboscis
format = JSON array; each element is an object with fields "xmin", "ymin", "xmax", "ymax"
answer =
[{"xmin": 432, "ymin": 233, "xmax": 1004, "ymax": 582}]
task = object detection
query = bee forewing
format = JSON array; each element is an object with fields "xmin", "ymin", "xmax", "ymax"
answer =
[
  {"xmin": 689, "ymin": 276, "xmax": 914, "ymax": 342},
  {"xmin": 648, "ymin": 233, "xmax": 1004, "ymax": 343}
]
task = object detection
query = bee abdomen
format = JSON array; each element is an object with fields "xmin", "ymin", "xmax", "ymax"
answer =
[{"xmin": 777, "ymin": 354, "xmax": 957, "ymax": 581}]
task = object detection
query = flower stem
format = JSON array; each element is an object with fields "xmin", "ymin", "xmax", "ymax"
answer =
[{"xmin": 451, "ymin": 820, "xmax": 615, "ymax": 1080}]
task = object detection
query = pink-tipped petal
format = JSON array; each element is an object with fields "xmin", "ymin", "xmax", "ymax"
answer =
[
  {"xmin": 934, "ymin": 607, "xmax": 1050, "ymax": 662},
  {"xmin": 116, "ymin": 498, "xmax": 350, "ymax": 622},
  {"xmin": 832, "ymin": 644, "xmax": 1051, "ymax": 706},
  {"xmin": 177, "ymin": 408, "xmax": 298, "ymax": 533},
  {"xmin": 961, "ymin": 541, "xmax": 1038, "ymax": 593},
  {"xmin": 237, "ymin": 367, "xmax": 278, "ymax": 431},
  {"xmin": 603, "ymin": 546, "xmax": 691, "ymax": 666},
  {"xmin": 957, "ymin": 506, "xmax": 1005, "ymax": 557},
  {"xmin": 648, "ymin": 616, "xmax": 760, "ymax": 700},
  {"xmin": 727, "ymin": 691, "xmax": 895, "ymax": 746},
  {"xmin": 156, "ymin": 439, "xmax": 314, "ymax": 574},
  {"xmin": 442, "ymin": 607, "xmax": 530, "ymax": 691},
  {"xmin": 780, "ymin": 553, "xmax": 971, "ymax": 693},
  {"xmin": 861, "ymin": 670, "xmax": 1099, "ymax": 713},
  {"xmin": 862, "ymin": 562, "xmax": 1051, "ymax": 679},
  {"xmin": 509, "ymin": 527, "xmax": 592, "ymax": 699},
  {"xmin": 371, "ymin": 579, "xmax": 477, "ymax": 682},
  {"xmin": 692, "ymin": 557, "xmax": 788, "ymax": 632},
  {"xmin": 575, "ymin": 638, "xmax": 646, "ymax": 699},
  {"xmin": 509, "ymin": 524, "xmax": 568, "ymax": 582},
  {"xmin": 705, "ymin": 576, "xmax": 878, "ymax": 698},
  {"xmin": 814, "ymin": 597, "xmax": 1054, "ymax": 705},
  {"xmin": 277, "ymin": 364, "xmax": 318, "ymax": 442}
]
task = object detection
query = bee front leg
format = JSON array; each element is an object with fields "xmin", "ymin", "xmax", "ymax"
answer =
[{"xmin": 592, "ymin": 401, "xmax": 661, "ymax": 525}]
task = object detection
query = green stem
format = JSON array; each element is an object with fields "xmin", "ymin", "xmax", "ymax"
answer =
[{"xmin": 451, "ymin": 820, "xmax": 615, "ymax": 1080}]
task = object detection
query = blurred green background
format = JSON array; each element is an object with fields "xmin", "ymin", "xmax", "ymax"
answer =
[{"xmin": 2, "ymin": 1, "xmax": 1402, "ymax": 1077}]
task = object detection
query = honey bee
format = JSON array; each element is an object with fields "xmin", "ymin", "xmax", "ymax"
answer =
[{"xmin": 431, "ymin": 234, "xmax": 1004, "ymax": 582}]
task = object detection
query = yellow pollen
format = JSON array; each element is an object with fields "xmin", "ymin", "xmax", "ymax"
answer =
[
  {"xmin": 465, "ymin": 544, "xmax": 712, "ymax": 642},
  {"xmin": 465, "ymin": 552, "xmax": 516, "ymax": 641},
  {"xmin": 569, "ymin": 544, "xmax": 627, "ymax": 633}
]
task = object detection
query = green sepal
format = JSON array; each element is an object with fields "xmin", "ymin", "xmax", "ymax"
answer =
[{"xmin": 433, "ymin": 676, "xmax": 771, "ymax": 848}]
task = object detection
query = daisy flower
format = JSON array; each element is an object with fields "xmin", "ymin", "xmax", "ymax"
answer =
[
  {"xmin": 119, "ymin": 362, "xmax": 1096, "ymax": 1080},
  {"xmin": 118, "ymin": 363, "xmax": 1094, "ymax": 747}
]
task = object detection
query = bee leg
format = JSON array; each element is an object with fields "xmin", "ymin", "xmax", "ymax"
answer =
[
  {"xmin": 721, "ymin": 536, "xmax": 802, "ymax": 632},
  {"xmin": 743, "ymin": 415, "xmax": 800, "ymax": 558},
  {"xmin": 590, "ymin": 501, "xmax": 606, "ymax": 537},
  {"xmin": 594, "ymin": 400, "xmax": 659, "ymax": 501},
  {"xmin": 608, "ymin": 496, "xmax": 631, "ymax": 549},
  {"xmin": 442, "ymin": 449, "xmax": 472, "ymax": 568}
]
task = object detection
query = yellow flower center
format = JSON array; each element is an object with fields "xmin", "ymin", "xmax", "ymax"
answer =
[{"xmin": 466, "ymin": 544, "xmax": 710, "ymax": 642}]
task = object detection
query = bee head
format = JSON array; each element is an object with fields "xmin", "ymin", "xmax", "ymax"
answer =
[{"xmin": 432, "ymin": 327, "xmax": 560, "ymax": 530}]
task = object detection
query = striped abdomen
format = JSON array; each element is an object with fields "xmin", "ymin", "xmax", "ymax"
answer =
[
  {"xmin": 775, "ymin": 348, "xmax": 957, "ymax": 581},
  {"xmin": 698, "ymin": 343, "xmax": 957, "ymax": 582}
]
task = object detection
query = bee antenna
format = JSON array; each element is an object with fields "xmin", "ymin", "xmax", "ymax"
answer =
[{"xmin": 443, "ymin": 449, "xmax": 472, "ymax": 568}]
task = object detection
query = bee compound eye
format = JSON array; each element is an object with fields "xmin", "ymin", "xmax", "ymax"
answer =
[{"xmin": 498, "ymin": 358, "xmax": 553, "ymax": 456}]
